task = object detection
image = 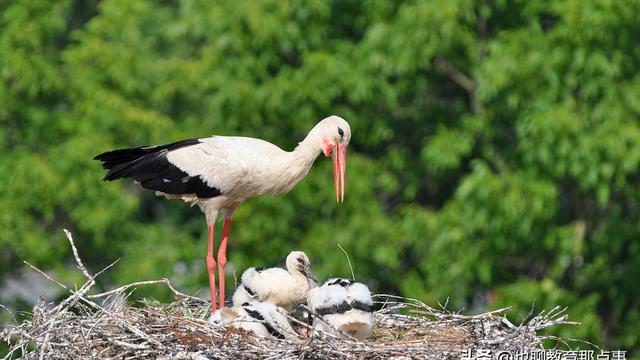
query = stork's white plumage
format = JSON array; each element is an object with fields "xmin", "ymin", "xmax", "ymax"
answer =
[
  {"xmin": 232, "ymin": 251, "xmax": 318, "ymax": 308},
  {"xmin": 307, "ymin": 278, "xmax": 374, "ymax": 340},
  {"xmin": 94, "ymin": 116, "xmax": 351, "ymax": 311},
  {"xmin": 209, "ymin": 301, "xmax": 296, "ymax": 339}
]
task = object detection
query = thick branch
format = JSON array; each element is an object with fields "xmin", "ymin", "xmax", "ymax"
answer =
[
  {"xmin": 435, "ymin": 57, "xmax": 484, "ymax": 115},
  {"xmin": 435, "ymin": 57, "xmax": 476, "ymax": 93}
]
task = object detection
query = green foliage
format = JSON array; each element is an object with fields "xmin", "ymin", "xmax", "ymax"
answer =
[{"xmin": 1, "ymin": 0, "xmax": 639, "ymax": 355}]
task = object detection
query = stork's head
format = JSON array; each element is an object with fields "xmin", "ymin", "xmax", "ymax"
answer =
[
  {"xmin": 287, "ymin": 251, "xmax": 318, "ymax": 285},
  {"xmin": 313, "ymin": 115, "xmax": 351, "ymax": 203}
]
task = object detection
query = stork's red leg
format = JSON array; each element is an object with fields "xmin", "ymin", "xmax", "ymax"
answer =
[
  {"xmin": 206, "ymin": 223, "xmax": 217, "ymax": 312},
  {"xmin": 217, "ymin": 217, "xmax": 232, "ymax": 307}
]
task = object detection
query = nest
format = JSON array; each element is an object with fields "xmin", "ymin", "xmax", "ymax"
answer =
[{"xmin": 1, "ymin": 230, "xmax": 579, "ymax": 359}]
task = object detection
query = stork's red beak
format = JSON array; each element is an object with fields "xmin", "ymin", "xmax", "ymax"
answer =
[{"xmin": 332, "ymin": 143, "xmax": 347, "ymax": 203}]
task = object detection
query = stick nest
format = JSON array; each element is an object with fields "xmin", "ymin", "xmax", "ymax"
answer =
[{"xmin": 1, "ymin": 230, "xmax": 578, "ymax": 359}]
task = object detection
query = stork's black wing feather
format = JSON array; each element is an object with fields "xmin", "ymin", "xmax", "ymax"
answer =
[
  {"xmin": 243, "ymin": 307, "xmax": 287, "ymax": 339},
  {"xmin": 350, "ymin": 300, "xmax": 373, "ymax": 313},
  {"xmin": 94, "ymin": 139, "xmax": 201, "ymax": 172},
  {"xmin": 316, "ymin": 301, "xmax": 353, "ymax": 316},
  {"xmin": 328, "ymin": 278, "xmax": 352, "ymax": 287},
  {"xmin": 94, "ymin": 138, "xmax": 221, "ymax": 198}
]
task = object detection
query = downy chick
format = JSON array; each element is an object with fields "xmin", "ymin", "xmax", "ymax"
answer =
[
  {"xmin": 307, "ymin": 278, "xmax": 374, "ymax": 340},
  {"xmin": 232, "ymin": 251, "xmax": 318, "ymax": 308},
  {"xmin": 209, "ymin": 301, "xmax": 296, "ymax": 339}
]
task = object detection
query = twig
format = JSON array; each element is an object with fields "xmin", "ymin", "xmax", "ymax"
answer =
[
  {"xmin": 88, "ymin": 278, "xmax": 201, "ymax": 303},
  {"xmin": 24, "ymin": 261, "xmax": 69, "ymax": 291},
  {"xmin": 336, "ymin": 243, "xmax": 355, "ymax": 281},
  {"xmin": 109, "ymin": 338, "xmax": 151, "ymax": 350},
  {"xmin": 64, "ymin": 229, "xmax": 92, "ymax": 280}
]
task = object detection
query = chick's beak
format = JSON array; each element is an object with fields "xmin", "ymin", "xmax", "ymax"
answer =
[
  {"xmin": 297, "ymin": 263, "xmax": 319, "ymax": 285},
  {"xmin": 332, "ymin": 143, "xmax": 348, "ymax": 203}
]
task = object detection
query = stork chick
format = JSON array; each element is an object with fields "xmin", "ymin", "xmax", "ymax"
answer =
[
  {"xmin": 307, "ymin": 278, "xmax": 374, "ymax": 340},
  {"xmin": 209, "ymin": 301, "xmax": 296, "ymax": 339},
  {"xmin": 232, "ymin": 251, "xmax": 318, "ymax": 308}
]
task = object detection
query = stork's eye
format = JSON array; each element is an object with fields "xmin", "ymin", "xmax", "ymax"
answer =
[
  {"xmin": 338, "ymin": 127, "xmax": 344, "ymax": 138},
  {"xmin": 297, "ymin": 257, "xmax": 305, "ymax": 264}
]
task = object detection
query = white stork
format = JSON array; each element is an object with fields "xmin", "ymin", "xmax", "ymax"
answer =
[
  {"xmin": 94, "ymin": 116, "xmax": 351, "ymax": 311},
  {"xmin": 307, "ymin": 278, "xmax": 374, "ymax": 340},
  {"xmin": 210, "ymin": 301, "xmax": 296, "ymax": 339},
  {"xmin": 232, "ymin": 251, "xmax": 318, "ymax": 308}
]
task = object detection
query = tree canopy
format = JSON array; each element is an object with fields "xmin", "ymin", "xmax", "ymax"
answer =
[{"xmin": 1, "ymin": 0, "xmax": 639, "ymax": 355}]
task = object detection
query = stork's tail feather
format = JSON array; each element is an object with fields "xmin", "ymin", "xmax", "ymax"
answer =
[
  {"xmin": 94, "ymin": 147, "xmax": 155, "ymax": 171},
  {"xmin": 93, "ymin": 139, "xmax": 201, "ymax": 181}
]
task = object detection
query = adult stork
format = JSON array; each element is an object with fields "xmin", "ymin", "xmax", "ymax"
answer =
[{"xmin": 94, "ymin": 115, "xmax": 351, "ymax": 311}]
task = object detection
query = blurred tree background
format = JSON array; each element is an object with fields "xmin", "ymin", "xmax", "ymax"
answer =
[{"xmin": 1, "ymin": 0, "xmax": 639, "ymax": 355}]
